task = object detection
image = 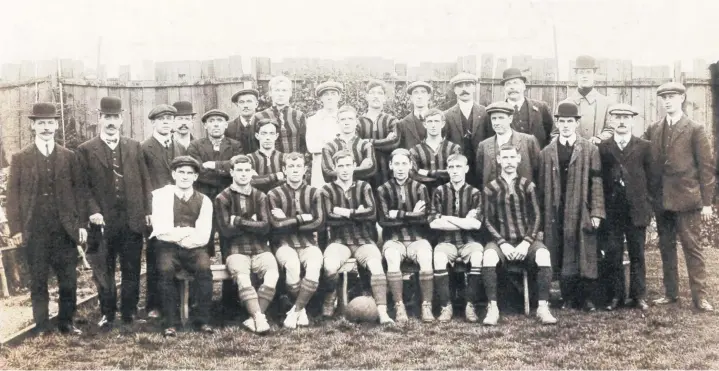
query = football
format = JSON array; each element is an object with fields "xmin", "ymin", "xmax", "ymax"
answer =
[{"xmin": 344, "ymin": 296, "xmax": 379, "ymax": 323}]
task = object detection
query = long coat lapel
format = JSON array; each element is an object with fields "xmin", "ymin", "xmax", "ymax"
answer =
[
  {"xmin": 219, "ymin": 138, "xmax": 233, "ymax": 158},
  {"xmin": 570, "ymin": 140, "xmax": 582, "ymax": 165},
  {"xmin": 447, "ymin": 105, "xmax": 462, "ymax": 137},
  {"xmin": 406, "ymin": 114, "xmax": 422, "ymax": 144},
  {"xmin": 120, "ymin": 137, "xmax": 133, "ymax": 170},
  {"xmin": 146, "ymin": 138, "xmax": 168, "ymax": 169},
  {"xmin": 621, "ymin": 136, "xmax": 638, "ymax": 159},
  {"xmin": 90, "ymin": 137, "xmax": 109, "ymax": 168},
  {"xmin": 26, "ymin": 147, "xmax": 39, "ymax": 215}
]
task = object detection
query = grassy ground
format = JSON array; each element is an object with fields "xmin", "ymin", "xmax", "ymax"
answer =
[{"xmin": 1, "ymin": 247, "xmax": 719, "ymax": 370}]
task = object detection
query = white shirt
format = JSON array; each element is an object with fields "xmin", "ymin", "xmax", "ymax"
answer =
[
  {"xmin": 458, "ymin": 100, "xmax": 474, "ymax": 119},
  {"xmin": 174, "ymin": 188, "xmax": 194, "ymax": 201},
  {"xmin": 150, "ymin": 185, "xmax": 212, "ymax": 249},
  {"xmin": 414, "ymin": 108, "xmax": 429, "ymax": 119},
  {"xmin": 153, "ymin": 132, "xmax": 172, "ymax": 147},
  {"xmin": 240, "ymin": 116, "xmax": 251, "ymax": 127},
  {"xmin": 100, "ymin": 132, "xmax": 120, "ymax": 150},
  {"xmin": 496, "ymin": 131, "xmax": 512, "ymax": 147},
  {"xmin": 613, "ymin": 133, "xmax": 631, "ymax": 149},
  {"xmin": 508, "ymin": 98, "xmax": 526, "ymax": 111},
  {"xmin": 560, "ymin": 134, "xmax": 577, "ymax": 146},
  {"xmin": 35, "ymin": 137, "xmax": 55, "ymax": 156},
  {"xmin": 666, "ymin": 112, "xmax": 683, "ymax": 125}
]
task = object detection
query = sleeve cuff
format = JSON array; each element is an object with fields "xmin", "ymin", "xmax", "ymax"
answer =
[
  {"xmin": 398, "ymin": 210, "xmax": 406, "ymax": 219},
  {"xmin": 497, "ymin": 238, "xmax": 507, "ymax": 245},
  {"xmin": 523, "ymin": 236, "xmax": 535, "ymax": 244}
]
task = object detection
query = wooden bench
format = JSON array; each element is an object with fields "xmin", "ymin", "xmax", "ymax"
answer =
[{"xmin": 177, "ymin": 264, "xmax": 229, "ymax": 325}]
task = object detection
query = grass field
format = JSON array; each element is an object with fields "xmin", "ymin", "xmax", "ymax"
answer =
[{"xmin": 1, "ymin": 247, "xmax": 718, "ymax": 370}]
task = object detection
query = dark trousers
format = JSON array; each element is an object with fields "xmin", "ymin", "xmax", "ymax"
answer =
[
  {"xmin": 25, "ymin": 229, "xmax": 77, "ymax": 330},
  {"xmin": 605, "ymin": 216, "xmax": 646, "ymax": 301},
  {"xmin": 144, "ymin": 237, "xmax": 160, "ymax": 312},
  {"xmin": 656, "ymin": 209, "xmax": 707, "ymax": 302},
  {"xmin": 156, "ymin": 240, "xmax": 212, "ymax": 328}
]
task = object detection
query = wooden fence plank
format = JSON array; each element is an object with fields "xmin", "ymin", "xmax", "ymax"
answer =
[
  {"xmin": 179, "ymin": 86, "xmax": 193, "ymax": 103},
  {"xmin": 85, "ymin": 85, "xmax": 99, "ymax": 137},
  {"xmin": 155, "ymin": 88, "xmax": 168, "ymax": 107},
  {"xmin": 129, "ymin": 88, "xmax": 144, "ymax": 139},
  {"xmin": 119, "ymin": 88, "xmax": 132, "ymax": 137},
  {"xmin": 167, "ymin": 87, "xmax": 180, "ymax": 105},
  {"xmin": 191, "ymin": 86, "xmax": 206, "ymax": 139},
  {"xmin": 18, "ymin": 85, "xmax": 33, "ymax": 146},
  {"xmin": 480, "ymin": 54, "xmax": 493, "ymax": 79},
  {"xmin": 142, "ymin": 87, "xmax": 155, "ymax": 139},
  {"xmin": 630, "ymin": 85, "xmax": 646, "ymax": 134}
]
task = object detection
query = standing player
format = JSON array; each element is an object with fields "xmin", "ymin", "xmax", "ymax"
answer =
[
  {"xmin": 321, "ymin": 105, "xmax": 376, "ymax": 183},
  {"xmin": 409, "ymin": 109, "xmax": 461, "ymax": 193},
  {"xmin": 357, "ymin": 80, "xmax": 400, "ymax": 188},
  {"xmin": 430, "ymin": 154, "xmax": 484, "ymax": 323},
  {"xmin": 250, "ymin": 75, "xmax": 307, "ymax": 155},
  {"xmin": 321, "ymin": 150, "xmax": 392, "ymax": 324},
  {"xmin": 268, "ymin": 152, "xmax": 325, "ymax": 328},
  {"xmin": 377, "ymin": 148, "xmax": 434, "ymax": 323},
  {"xmin": 248, "ymin": 119, "xmax": 285, "ymax": 193}
]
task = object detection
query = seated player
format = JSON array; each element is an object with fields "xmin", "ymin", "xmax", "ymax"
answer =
[
  {"xmin": 482, "ymin": 144, "xmax": 556, "ymax": 325},
  {"xmin": 268, "ymin": 152, "xmax": 325, "ymax": 329},
  {"xmin": 248, "ymin": 118, "xmax": 285, "ymax": 193},
  {"xmin": 321, "ymin": 105, "xmax": 377, "ymax": 184},
  {"xmin": 377, "ymin": 148, "xmax": 434, "ymax": 323},
  {"xmin": 430, "ymin": 154, "xmax": 484, "ymax": 323},
  {"xmin": 215, "ymin": 155, "xmax": 278, "ymax": 334},
  {"xmin": 150, "ymin": 156, "xmax": 214, "ymax": 337},
  {"xmin": 409, "ymin": 108, "xmax": 461, "ymax": 193},
  {"xmin": 321, "ymin": 150, "xmax": 392, "ymax": 324}
]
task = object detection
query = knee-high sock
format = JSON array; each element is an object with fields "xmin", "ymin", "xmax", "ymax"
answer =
[
  {"xmin": 239, "ymin": 287, "xmax": 261, "ymax": 315},
  {"xmin": 419, "ymin": 271, "xmax": 434, "ymax": 303},
  {"xmin": 287, "ymin": 282, "xmax": 300, "ymax": 299},
  {"xmin": 257, "ymin": 285, "xmax": 276, "ymax": 313},
  {"xmin": 482, "ymin": 267, "xmax": 498, "ymax": 301},
  {"xmin": 370, "ymin": 274, "xmax": 388, "ymax": 306},
  {"xmin": 466, "ymin": 267, "xmax": 482, "ymax": 304},
  {"xmin": 434, "ymin": 269, "xmax": 450, "ymax": 306},
  {"xmin": 387, "ymin": 272, "xmax": 403, "ymax": 303},
  {"xmin": 294, "ymin": 278, "xmax": 319, "ymax": 310},
  {"xmin": 537, "ymin": 267, "xmax": 552, "ymax": 302}
]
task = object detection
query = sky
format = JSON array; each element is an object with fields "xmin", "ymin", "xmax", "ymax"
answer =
[{"xmin": 1, "ymin": 0, "xmax": 718, "ymax": 79}]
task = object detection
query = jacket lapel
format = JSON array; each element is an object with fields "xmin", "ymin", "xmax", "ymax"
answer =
[
  {"xmin": 527, "ymin": 99, "xmax": 542, "ymax": 131},
  {"xmin": 91, "ymin": 137, "xmax": 110, "ymax": 168},
  {"xmin": 569, "ymin": 140, "xmax": 582, "ymax": 165},
  {"xmin": 449, "ymin": 105, "xmax": 464, "ymax": 137},
  {"xmin": 669, "ymin": 115, "xmax": 689, "ymax": 144},
  {"xmin": 219, "ymin": 138, "xmax": 232, "ymax": 158},
  {"xmin": 622, "ymin": 136, "xmax": 638, "ymax": 159},
  {"xmin": 406, "ymin": 114, "xmax": 422, "ymax": 144},
  {"xmin": 120, "ymin": 137, "xmax": 133, "ymax": 170}
]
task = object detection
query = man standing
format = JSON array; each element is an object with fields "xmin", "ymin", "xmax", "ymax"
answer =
[
  {"xmin": 409, "ymin": 109, "xmax": 461, "ymax": 192},
  {"xmin": 248, "ymin": 119, "xmax": 285, "ymax": 193},
  {"xmin": 475, "ymin": 102, "xmax": 540, "ymax": 190},
  {"xmin": 321, "ymin": 105, "xmax": 376, "ymax": 183},
  {"xmin": 493, "ymin": 68, "xmax": 554, "ymax": 148},
  {"xmin": 643, "ymin": 82, "xmax": 715, "ymax": 311},
  {"xmin": 598, "ymin": 104, "xmax": 651, "ymax": 311},
  {"xmin": 357, "ymin": 80, "xmax": 400, "ymax": 188},
  {"xmin": 150, "ymin": 156, "xmax": 214, "ymax": 336},
  {"xmin": 538, "ymin": 101, "xmax": 605, "ymax": 311},
  {"xmin": 430, "ymin": 154, "xmax": 484, "ymax": 323},
  {"xmin": 141, "ymin": 104, "xmax": 187, "ymax": 319},
  {"xmin": 268, "ymin": 152, "xmax": 325, "ymax": 329},
  {"xmin": 250, "ymin": 75, "xmax": 307, "ymax": 155},
  {"xmin": 172, "ymin": 101, "xmax": 196, "ymax": 150},
  {"xmin": 398, "ymin": 81, "xmax": 432, "ymax": 150},
  {"xmin": 7, "ymin": 103, "xmax": 87, "ymax": 335},
  {"xmin": 564, "ymin": 56, "xmax": 613, "ymax": 143},
  {"xmin": 77, "ymin": 96, "xmax": 152, "ymax": 327},
  {"xmin": 226, "ymin": 88, "xmax": 260, "ymax": 153},
  {"xmin": 443, "ymin": 73, "xmax": 488, "ymax": 186},
  {"xmin": 482, "ymin": 143, "xmax": 556, "ymax": 326},
  {"xmin": 377, "ymin": 148, "xmax": 434, "ymax": 323},
  {"xmin": 307, "ymin": 80, "xmax": 343, "ymax": 187}
]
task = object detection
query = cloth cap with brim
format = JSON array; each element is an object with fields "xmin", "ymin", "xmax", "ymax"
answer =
[
  {"xmin": 486, "ymin": 101, "xmax": 515, "ymax": 116},
  {"xmin": 170, "ymin": 155, "xmax": 201, "ymax": 173},
  {"xmin": 608, "ymin": 103, "xmax": 639, "ymax": 116},
  {"xmin": 449, "ymin": 72, "xmax": 478, "ymax": 87},
  {"xmin": 657, "ymin": 82, "xmax": 686, "ymax": 96},
  {"xmin": 574, "ymin": 55, "xmax": 599, "ymax": 70},
  {"xmin": 231, "ymin": 89, "xmax": 260, "ymax": 103},
  {"xmin": 501, "ymin": 68, "xmax": 528, "ymax": 85},
  {"xmin": 148, "ymin": 104, "xmax": 178, "ymax": 120},
  {"xmin": 406, "ymin": 81, "xmax": 432, "ymax": 95},
  {"xmin": 201, "ymin": 109, "xmax": 230, "ymax": 123},
  {"xmin": 28, "ymin": 102, "xmax": 60, "ymax": 119},
  {"xmin": 315, "ymin": 81, "xmax": 344, "ymax": 97},
  {"xmin": 554, "ymin": 101, "xmax": 582, "ymax": 118},
  {"xmin": 172, "ymin": 101, "xmax": 196, "ymax": 116},
  {"xmin": 98, "ymin": 96, "xmax": 123, "ymax": 114}
]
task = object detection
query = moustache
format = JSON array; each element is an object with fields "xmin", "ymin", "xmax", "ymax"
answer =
[
  {"xmin": 460, "ymin": 91, "xmax": 470, "ymax": 95},
  {"xmin": 41, "ymin": 131, "xmax": 53, "ymax": 135},
  {"xmin": 106, "ymin": 125, "xmax": 116, "ymax": 129},
  {"xmin": 178, "ymin": 125, "xmax": 189, "ymax": 129}
]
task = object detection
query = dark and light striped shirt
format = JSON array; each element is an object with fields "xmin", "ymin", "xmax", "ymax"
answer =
[
  {"xmin": 357, "ymin": 113, "xmax": 400, "ymax": 186},
  {"xmin": 429, "ymin": 182, "xmax": 482, "ymax": 245},
  {"xmin": 321, "ymin": 135, "xmax": 376, "ymax": 183},
  {"xmin": 268, "ymin": 182, "xmax": 324, "ymax": 249},
  {"xmin": 377, "ymin": 178, "xmax": 429, "ymax": 242},
  {"xmin": 248, "ymin": 149, "xmax": 285, "ymax": 193},
  {"xmin": 409, "ymin": 139, "xmax": 461, "ymax": 190},
  {"xmin": 250, "ymin": 105, "xmax": 307, "ymax": 154},
  {"xmin": 215, "ymin": 186, "xmax": 270, "ymax": 255},
  {"xmin": 484, "ymin": 176, "xmax": 541, "ymax": 245},
  {"xmin": 321, "ymin": 180, "xmax": 376, "ymax": 246}
]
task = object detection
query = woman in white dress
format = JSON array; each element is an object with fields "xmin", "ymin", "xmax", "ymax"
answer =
[{"xmin": 306, "ymin": 81, "xmax": 343, "ymax": 187}]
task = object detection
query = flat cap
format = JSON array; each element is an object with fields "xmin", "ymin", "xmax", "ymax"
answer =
[
  {"xmin": 172, "ymin": 101, "xmax": 195, "ymax": 116},
  {"xmin": 148, "ymin": 104, "xmax": 177, "ymax": 120},
  {"xmin": 231, "ymin": 88, "xmax": 260, "ymax": 103},
  {"xmin": 608, "ymin": 103, "xmax": 639, "ymax": 116},
  {"xmin": 574, "ymin": 55, "xmax": 599, "ymax": 70},
  {"xmin": 406, "ymin": 81, "xmax": 432, "ymax": 95},
  {"xmin": 201, "ymin": 109, "xmax": 229, "ymax": 123},
  {"xmin": 554, "ymin": 100, "xmax": 581, "ymax": 118},
  {"xmin": 315, "ymin": 80, "xmax": 344, "ymax": 97},
  {"xmin": 486, "ymin": 101, "xmax": 515, "ymax": 116},
  {"xmin": 449, "ymin": 72, "xmax": 478, "ymax": 86},
  {"xmin": 170, "ymin": 155, "xmax": 201, "ymax": 172},
  {"xmin": 657, "ymin": 82, "xmax": 686, "ymax": 96}
]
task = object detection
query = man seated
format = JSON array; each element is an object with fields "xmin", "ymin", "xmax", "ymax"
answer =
[
  {"xmin": 429, "ymin": 154, "xmax": 484, "ymax": 323},
  {"xmin": 150, "ymin": 156, "xmax": 214, "ymax": 337},
  {"xmin": 482, "ymin": 144, "xmax": 556, "ymax": 325},
  {"xmin": 268, "ymin": 152, "xmax": 325, "ymax": 329},
  {"xmin": 321, "ymin": 150, "xmax": 392, "ymax": 324},
  {"xmin": 377, "ymin": 148, "xmax": 434, "ymax": 323},
  {"xmin": 215, "ymin": 155, "xmax": 278, "ymax": 334}
]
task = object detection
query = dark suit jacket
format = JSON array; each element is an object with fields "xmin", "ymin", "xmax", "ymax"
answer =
[
  {"xmin": 186, "ymin": 137, "xmax": 243, "ymax": 196},
  {"xmin": 642, "ymin": 114, "xmax": 716, "ymax": 212},
  {"xmin": 7, "ymin": 144, "xmax": 86, "ymax": 243},
  {"xmin": 76, "ymin": 137, "xmax": 152, "ymax": 234},
  {"xmin": 598, "ymin": 136, "xmax": 653, "ymax": 226},
  {"xmin": 225, "ymin": 116, "xmax": 256, "ymax": 154},
  {"xmin": 141, "ymin": 136, "xmax": 187, "ymax": 191},
  {"xmin": 397, "ymin": 112, "xmax": 426, "ymax": 150},
  {"xmin": 475, "ymin": 131, "xmax": 540, "ymax": 190},
  {"xmin": 485, "ymin": 98, "xmax": 554, "ymax": 148}
]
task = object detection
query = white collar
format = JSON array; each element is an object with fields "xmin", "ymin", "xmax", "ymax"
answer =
[
  {"xmin": 35, "ymin": 137, "xmax": 55, "ymax": 155},
  {"xmin": 507, "ymin": 98, "xmax": 525, "ymax": 109},
  {"xmin": 560, "ymin": 134, "xmax": 577, "ymax": 146},
  {"xmin": 496, "ymin": 130, "xmax": 513, "ymax": 146},
  {"xmin": 414, "ymin": 108, "xmax": 428, "ymax": 118},
  {"xmin": 666, "ymin": 113, "xmax": 683, "ymax": 125},
  {"xmin": 240, "ymin": 116, "xmax": 252, "ymax": 127},
  {"xmin": 174, "ymin": 187, "xmax": 194, "ymax": 200},
  {"xmin": 501, "ymin": 172, "xmax": 518, "ymax": 185},
  {"xmin": 99, "ymin": 132, "xmax": 120, "ymax": 149},
  {"xmin": 174, "ymin": 134, "xmax": 191, "ymax": 145},
  {"xmin": 458, "ymin": 100, "xmax": 474, "ymax": 116},
  {"xmin": 613, "ymin": 133, "xmax": 632, "ymax": 145},
  {"xmin": 153, "ymin": 132, "xmax": 172, "ymax": 146}
]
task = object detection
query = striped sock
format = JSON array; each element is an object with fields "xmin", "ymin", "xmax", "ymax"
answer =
[
  {"xmin": 386, "ymin": 272, "xmax": 403, "ymax": 303},
  {"xmin": 287, "ymin": 282, "xmax": 300, "ymax": 299},
  {"xmin": 257, "ymin": 285, "xmax": 276, "ymax": 313},
  {"xmin": 294, "ymin": 278, "xmax": 319, "ymax": 310},
  {"xmin": 370, "ymin": 274, "xmax": 388, "ymax": 306},
  {"xmin": 482, "ymin": 267, "xmax": 498, "ymax": 301},
  {"xmin": 466, "ymin": 267, "xmax": 482, "ymax": 304},
  {"xmin": 434, "ymin": 269, "xmax": 450, "ymax": 306},
  {"xmin": 419, "ymin": 271, "xmax": 434, "ymax": 303},
  {"xmin": 537, "ymin": 267, "xmax": 552, "ymax": 301},
  {"xmin": 239, "ymin": 287, "xmax": 261, "ymax": 315}
]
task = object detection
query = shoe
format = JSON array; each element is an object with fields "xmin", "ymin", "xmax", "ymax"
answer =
[
  {"xmin": 561, "ymin": 299, "xmax": 577, "ymax": 310},
  {"xmin": 199, "ymin": 324, "xmax": 215, "ymax": 334},
  {"xmin": 377, "ymin": 305, "xmax": 394, "ymax": 325},
  {"xmin": 634, "ymin": 299, "xmax": 649, "ymax": 311},
  {"xmin": 438, "ymin": 304, "xmax": 453, "ymax": 323},
  {"xmin": 395, "ymin": 302, "xmax": 409, "ymax": 323},
  {"xmin": 653, "ymin": 296, "xmax": 679, "ymax": 305},
  {"xmin": 536, "ymin": 303, "xmax": 557, "ymax": 325},
  {"xmin": 284, "ymin": 306, "xmax": 300, "ymax": 329},
  {"xmin": 696, "ymin": 299, "xmax": 714, "ymax": 312},
  {"xmin": 147, "ymin": 309, "xmax": 160, "ymax": 319},
  {"xmin": 58, "ymin": 324, "xmax": 82, "ymax": 335},
  {"xmin": 322, "ymin": 292, "xmax": 337, "ymax": 317},
  {"xmin": 298, "ymin": 309, "xmax": 310, "ymax": 327},
  {"xmin": 465, "ymin": 303, "xmax": 479, "ymax": 323},
  {"xmin": 242, "ymin": 318, "xmax": 256, "ymax": 332},
  {"xmin": 584, "ymin": 300, "xmax": 597, "ymax": 312},
  {"xmin": 421, "ymin": 302, "xmax": 434, "ymax": 323},
  {"xmin": 163, "ymin": 327, "xmax": 177, "ymax": 337},
  {"xmin": 254, "ymin": 313, "xmax": 271, "ymax": 334},
  {"xmin": 483, "ymin": 302, "xmax": 499, "ymax": 326},
  {"xmin": 605, "ymin": 297, "xmax": 621, "ymax": 311},
  {"xmin": 97, "ymin": 315, "xmax": 114, "ymax": 329}
]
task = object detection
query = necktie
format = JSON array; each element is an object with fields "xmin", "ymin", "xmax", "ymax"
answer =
[
  {"xmin": 514, "ymin": 105, "xmax": 519, "ymax": 114},
  {"xmin": 618, "ymin": 139, "xmax": 626, "ymax": 150},
  {"xmin": 105, "ymin": 138, "xmax": 118, "ymax": 144},
  {"xmin": 45, "ymin": 143, "xmax": 50, "ymax": 157},
  {"xmin": 164, "ymin": 139, "xmax": 171, "ymax": 148}
]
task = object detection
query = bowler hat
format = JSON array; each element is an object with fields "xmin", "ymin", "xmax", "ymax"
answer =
[
  {"xmin": 315, "ymin": 80, "xmax": 344, "ymax": 97},
  {"xmin": 554, "ymin": 100, "xmax": 582, "ymax": 118},
  {"xmin": 449, "ymin": 72, "xmax": 478, "ymax": 87},
  {"xmin": 406, "ymin": 81, "xmax": 432, "ymax": 95},
  {"xmin": 98, "ymin": 96, "xmax": 123, "ymax": 114},
  {"xmin": 574, "ymin": 55, "xmax": 599, "ymax": 70},
  {"xmin": 486, "ymin": 101, "xmax": 515, "ymax": 116},
  {"xmin": 170, "ymin": 155, "xmax": 201, "ymax": 172},
  {"xmin": 201, "ymin": 109, "xmax": 229, "ymax": 123},
  {"xmin": 501, "ymin": 68, "xmax": 527, "ymax": 85},
  {"xmin": 28, "ymin": 102, "xmax": 60, "ymax": 119},
  {"xmin": 148, "ymin": 104, "xmax": 177, "ymax": 120},
  {"xmin": 608, "ymin": 103, "xmax": 639, "ymax": 116},
  {"xmin": 657, "ymin": 82, "xmax": 686, "ymax": 96},
  {"xmin": 231, "ymin": 89, "xmax": 260, "ymax": 104},
  {"xmin": 172, "ymin": 101, "xmax": 196, "ymax": 116}
]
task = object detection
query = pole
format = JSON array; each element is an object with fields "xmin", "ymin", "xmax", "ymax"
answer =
[
  {"xmin": 57, "ymin": 59, "xmax": 66, "ymax": 146},
  {"xmin": 552, "ymin": 22, "xmax": 560, "ymax": 109}
]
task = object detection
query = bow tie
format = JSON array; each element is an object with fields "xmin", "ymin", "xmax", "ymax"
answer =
[
  {"xmin": 105, "ymin": 138, "xmax": 118, "ymax": 144},
  {"xmin": 164, "ymin": 139, "xmax": 171, "ymax": 148}
]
